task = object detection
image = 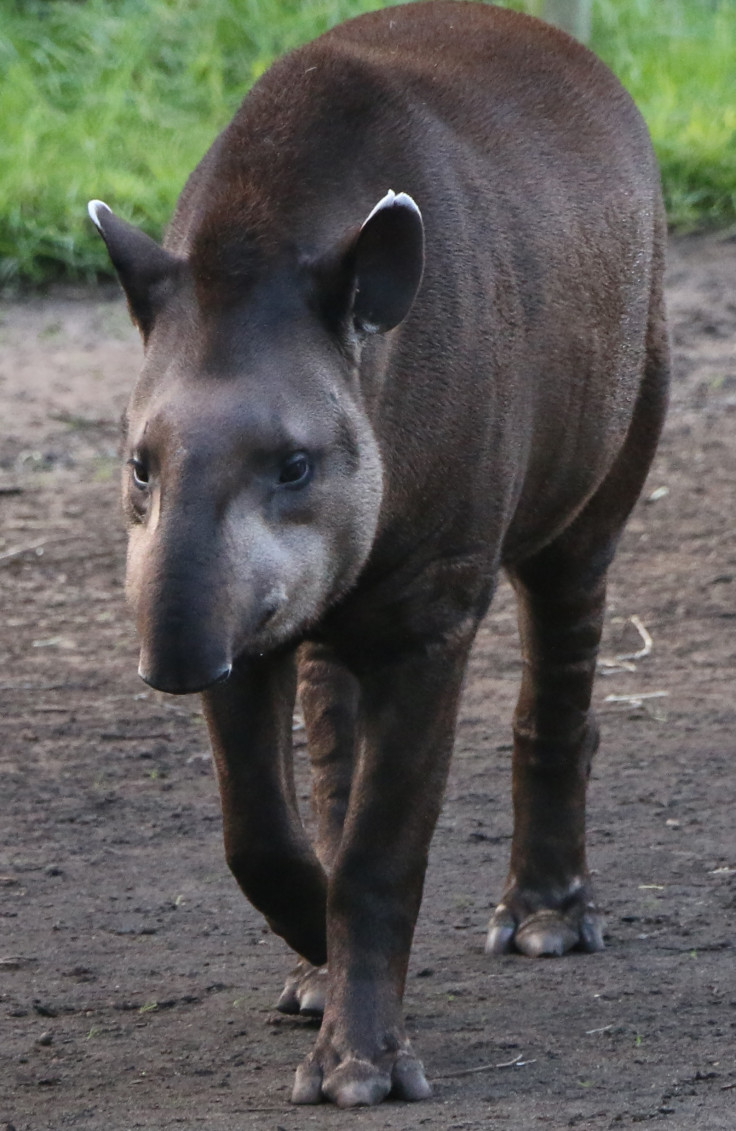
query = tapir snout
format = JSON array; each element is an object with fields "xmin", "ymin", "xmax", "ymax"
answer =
[
  {"xmin": 129, "ymin": 493, "xmax": 320, "ymax": 695},
  {"xmin": 131, "ymin": 520, "xmax": 236, "ymax": 695}
]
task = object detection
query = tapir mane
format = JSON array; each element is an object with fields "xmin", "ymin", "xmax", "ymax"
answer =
[{"xmin": 176, "ymin": 43, "xmax": 402, "ymax": 296}]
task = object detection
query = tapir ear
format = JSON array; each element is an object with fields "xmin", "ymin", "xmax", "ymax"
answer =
[
  {"xmin": 349, "ymin": 190, "xmax": 424, "ymax": 333},
  {"xmin": 87, "ymin": 200, "xmax": 179, "ymax": 338}
]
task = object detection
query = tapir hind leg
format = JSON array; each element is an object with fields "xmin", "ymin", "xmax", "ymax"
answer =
[
  {"xmin": 487, "ymin": 548, "xmax": 610, "ymax": 956},
  {"xmin": 276, "ymin": 643, "xmax": 359, "ymax": 1017},
  {"xmin": 488, "ymin": 276, "xmax": 669, "ymax": 957}
]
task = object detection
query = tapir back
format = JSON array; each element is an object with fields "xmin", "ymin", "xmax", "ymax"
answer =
[{"xmin": 168, "ymin": 0, "xmax": 665, "ymax": 574}]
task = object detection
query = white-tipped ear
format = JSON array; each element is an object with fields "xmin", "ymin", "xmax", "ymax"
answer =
[
  {"xmin": 87, "ymin": 199, "xmax": 112, "ymax": 232},
  {"xmin": 350, "ymin": 189, "xmax": 424, "ymax": 333},
  {"xmin": 86, "ymin": 200, "xmax": 179, "ymax": 339},
  {"xmin": 361, "ymin": 189, "xmax": 422, "ymax": 231}
]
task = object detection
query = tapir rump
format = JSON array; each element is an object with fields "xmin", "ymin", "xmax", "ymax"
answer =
[{"xmin": 89, "ymin": 0, "xmax": 669, "ymax": 1108}]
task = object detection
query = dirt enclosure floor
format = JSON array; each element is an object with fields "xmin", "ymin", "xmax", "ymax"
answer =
[{"xmin": 1, "ymin": 235, "xmax": 735, "ymax": 1130}]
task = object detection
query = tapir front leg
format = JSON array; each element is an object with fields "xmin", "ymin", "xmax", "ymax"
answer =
[
  {"xmin": 292, "ymin": 633, "xmax": 475, "ymax": 1108},
  {"xmin": 298, "ymin": 643, "xmax": 360, "ymax": 870},
  {"xmin": 202, "ymin": 653, "xmax": 328, "ymax": 966},
  {"xmin": 277, "ymin": 643, "xmax": 359, "ymax": 1017}
]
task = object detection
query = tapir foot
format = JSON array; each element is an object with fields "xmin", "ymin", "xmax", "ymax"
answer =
[
  {"xmin": 485, "ymin": 882, "xmax": 604, "ymax": 957},
  {"xmin": 292, "ymin": 1039, "xmax": 431, "ymax": 1107},
  {"xmin": 275, "ymin": 959, "xmax": 328, "ymax": 1016}
]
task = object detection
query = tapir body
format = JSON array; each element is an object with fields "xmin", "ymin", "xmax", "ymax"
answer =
[{"xmin": 90, "ymin": 0, "xmax": 669, "ymax": 1108}]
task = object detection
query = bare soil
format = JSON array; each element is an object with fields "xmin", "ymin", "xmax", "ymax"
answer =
[{"xmin": 1, "ymin": 234, "xmax": 734, "ymax": 1130}]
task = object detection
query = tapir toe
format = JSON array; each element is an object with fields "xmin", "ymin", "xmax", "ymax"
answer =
[{"xmin": 276, "ymin": 959, "xmax": 328, "ymax": 1016}]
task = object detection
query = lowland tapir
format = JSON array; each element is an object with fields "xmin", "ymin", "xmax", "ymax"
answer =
[{"xmin": 89, "ymin": 0, "xmax": 669, "ymax": 1108}]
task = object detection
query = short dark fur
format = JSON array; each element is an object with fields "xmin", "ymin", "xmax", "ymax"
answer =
[{"xmin": 91, "ymin": 1, "xmax": 669, "ymax": 1108}]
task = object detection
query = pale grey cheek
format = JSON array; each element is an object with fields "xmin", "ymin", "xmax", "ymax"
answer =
[
  {"xmin": 222, "ymin": 453, "xmax": 384, "ymax": 647},
  {"xmin": 266, "ymin": 528, "xmax": 333, "ymax": 614},
  {"xmin": 226, "ymin": 524, "xmax": 332, "ymax": 649}
]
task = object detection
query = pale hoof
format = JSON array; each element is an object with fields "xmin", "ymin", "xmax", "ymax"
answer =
[
  {"xmin": 323, "ymin": 1057, "xmax": 392, "ymax": 1107},
  {"xmin": 291, "ymin": 1047, "xmax": 431, "ymax": 1107},
  {"xmin": 486, "ymin": 894, "xmax": 604, "ymax": 957},
  {"xmin": 391, "ymin": 1050, "xmax": 433, "ymax": 1101},
  {"xmin": 276, "ymin": 960, "xmax": 328, "ymax": 1016},
  {"xmin": 485, "ymin": 906, "xmax": 517, "ymax": 955},
  {"xmin": 515, "ymin": 909, "xmax": 580, "ymax": 956},
  {"xmin": 291, "ymin": 1058, "xmax": 324, "ymax": 1105}
]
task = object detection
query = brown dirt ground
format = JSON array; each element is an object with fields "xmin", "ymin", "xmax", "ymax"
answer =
[{"xmin": 1, "ymin": 234, "xmax": 734, "ymax": 1130}]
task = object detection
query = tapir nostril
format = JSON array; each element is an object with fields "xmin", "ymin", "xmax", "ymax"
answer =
[{"xmin": 137, "ymin": 660, "xmax": 233, "ymax": 695}]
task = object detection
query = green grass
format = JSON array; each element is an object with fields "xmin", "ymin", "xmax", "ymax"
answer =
[
  {"xmin": 1, "ymin": 0, "xmax": 734, "ymax": 286},
  {"xmin": 592, "ymin": 0, "xmax": 736, "ymax": 230}
]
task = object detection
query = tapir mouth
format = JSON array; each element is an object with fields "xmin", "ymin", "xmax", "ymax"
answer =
[{"xmin": 137, "ymin": 659, "xmax": 233, "ymax": 696}]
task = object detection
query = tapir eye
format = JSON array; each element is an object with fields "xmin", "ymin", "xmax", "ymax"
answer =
[
  {"xmin": 128, "ymin": 456, "xmax": 150, "ymax": 490},
  {"xmin": 278, "ymin": 451, "xmax": 312, "ymax": 487}
]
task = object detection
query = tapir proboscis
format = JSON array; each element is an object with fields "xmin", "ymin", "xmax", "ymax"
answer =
[{"xmin": 89, "ymin": 0, "xmax": 670, "ymax": 1108}]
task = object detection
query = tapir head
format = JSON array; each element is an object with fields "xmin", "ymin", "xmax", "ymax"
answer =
[{"xmin": 88, "ymin": 191, "xmax": 424, "ymax": 693}]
